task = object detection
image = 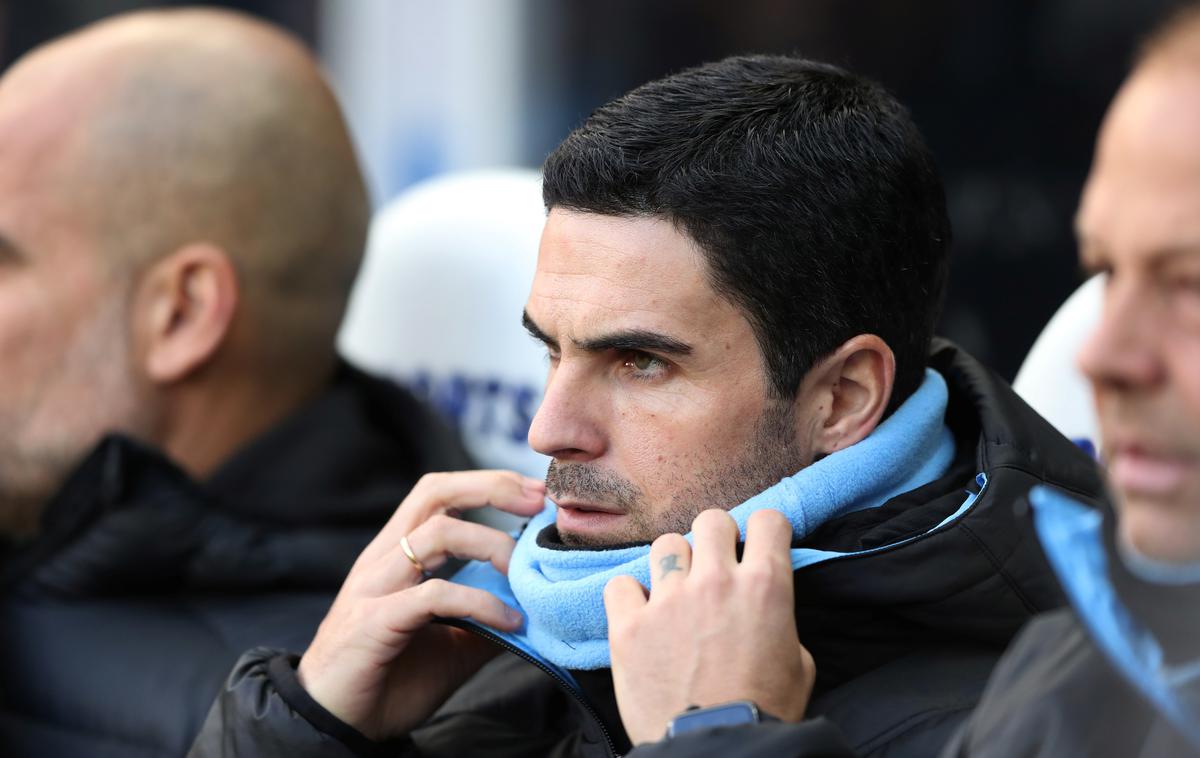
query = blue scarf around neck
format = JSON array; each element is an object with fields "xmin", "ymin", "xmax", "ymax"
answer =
[{"xmin": 499, "ymin": 368, "xmax": 955, "ymax": 670}]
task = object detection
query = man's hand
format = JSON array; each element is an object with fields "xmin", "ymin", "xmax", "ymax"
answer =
[
  {"xmin": 296, "ymin": 470, "xmax": 546, "ymax": 741},
  {"xmin": 604, "ymin": 508, "xmax": 816, "ymax": 745}
]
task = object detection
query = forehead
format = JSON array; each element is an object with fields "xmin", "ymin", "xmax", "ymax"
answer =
[
  {"xmin": 527, "ymin": 210, "xmax": 742, "ymax": 338},
  {"xmin": 0, "ymin": 55, "xmax": 111, "ymax": 261},
  {"xmin": 1078, "ymin": 66, "xmax": 1200, "ymax": 258}
]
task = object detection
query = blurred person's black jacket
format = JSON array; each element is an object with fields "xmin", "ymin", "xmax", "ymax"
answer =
[
  {"xmin": 940, "ymin": 502, "xmax": 1200, "ymax": 758},
  {"xmin": 187, "ymin": 342, "xmax": 1107, "ymax": 758},
  {"xmin": 0, "ymin": 362, "xmax": 473, "ymax": 758}
]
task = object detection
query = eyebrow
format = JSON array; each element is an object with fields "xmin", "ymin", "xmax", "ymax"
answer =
[
  {"xmin": 1077, "ymin": 235, "xmax": 1200, "ymax": 273},
  {"xmin": 521, "ymin": 310, "xmax": 693, "ymax": 356}
]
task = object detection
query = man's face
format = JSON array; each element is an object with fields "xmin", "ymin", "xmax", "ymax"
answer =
[
  {"xmin": 1076, "ymin": 63, "xmax": 1200, "ymax": 563},
  {"xmin": 524, "ymin": 210, "xmax": 811, "ymax": 547},
  {"xmin": 0, "ymin": 68, "xmax": 153, "ymax": 535}
]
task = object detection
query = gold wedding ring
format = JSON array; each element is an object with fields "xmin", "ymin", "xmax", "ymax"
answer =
[{"xmin": 400, "ymin": 535, "xmax": 430, "ymax": 578}]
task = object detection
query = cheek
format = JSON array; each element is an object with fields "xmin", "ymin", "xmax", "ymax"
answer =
[
  {"xmin": 611, "ymin": 391, "xmax": 768, "ymax": 483},
  {"xmin": 1170, "ymin": 350, "xmax": 1200, "ymax": 425},
  {"xmin": 0, "ymin": 287, "xmax": 56, "ymax": 387},
  {"xmin": 0, "ymin": 275, "xmax": 111, "ymax": 400}
]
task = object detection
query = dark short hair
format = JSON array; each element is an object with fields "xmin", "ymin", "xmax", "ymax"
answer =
[{"xmin": 542, "ymin": 55, "xmax": 951, "ymax": 411}]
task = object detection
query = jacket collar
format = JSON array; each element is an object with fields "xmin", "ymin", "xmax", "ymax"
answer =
[{"xmin": 3, "ymin": 364, "xmax": 471, "ymax": 598}]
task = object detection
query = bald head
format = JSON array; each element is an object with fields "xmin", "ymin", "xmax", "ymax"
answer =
[
  {"xmin": 1, "ymin": 7, "xmax": 369, "ymax": 376},
  {"xmin": 1139, "ymin": 2, "xmax": 1200, "ymax": 69}
]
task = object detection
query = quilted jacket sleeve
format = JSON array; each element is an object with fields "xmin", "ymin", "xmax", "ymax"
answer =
[{"xmin": 187, "ymin": 648, "xmax": 411, "ymax": 758}]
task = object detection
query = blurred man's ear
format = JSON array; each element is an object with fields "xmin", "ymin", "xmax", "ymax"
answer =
[
  {"xmin": 796, "ymin": 334, "xmax": 895, "ymax": 455},
  {"xmin": 133, "ymin": 243, "xmax": 239, "ymax": 384}
]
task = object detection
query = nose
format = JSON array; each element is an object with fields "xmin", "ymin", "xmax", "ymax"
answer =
[
  {"xmin": 527, "ymin": 361, "xmax": 606, "ymax": 462},
  {"xmin": 1077, "ymin": 273, "xmax": 1165, "ymax": 391}
]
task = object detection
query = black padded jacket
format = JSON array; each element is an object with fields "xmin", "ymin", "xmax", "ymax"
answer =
[
  {"xmin": 942, "ymin": 499, "xmax": 1200, "ymax": 758},
  {"xmin": 0, "ymin": 363, "xmax": 473, "ymax": 758}
]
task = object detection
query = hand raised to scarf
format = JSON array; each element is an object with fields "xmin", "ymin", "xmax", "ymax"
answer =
[
  {"xmin": 603, "ymin": 508, "xmax": 816, "ymax": 745},
  {"xmin": 296, "ymin": 471, "xmax": 547, "ymax": 741}
]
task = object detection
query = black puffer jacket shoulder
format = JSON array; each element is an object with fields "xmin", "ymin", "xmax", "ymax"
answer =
[{"xmin": 0, "ymin": 364, "xmax": 472, "ymax": 758}]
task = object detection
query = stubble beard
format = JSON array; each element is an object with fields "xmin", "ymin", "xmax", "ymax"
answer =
[
  {"xmin": 0, "ymin": 295, "xmax": 151, "ymax": 539},
  {"xmin": 547, "ymin": 400, "xmax": 805, "ymax": 548}
]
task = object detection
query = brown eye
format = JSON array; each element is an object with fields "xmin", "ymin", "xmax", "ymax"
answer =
[
  {"xmin": 632, "ymin": 353, "xmax": 656, "ymax": 371},
  {"xmin": 625, "ymin": 352, "xmax": 668, "ymax": 380}
]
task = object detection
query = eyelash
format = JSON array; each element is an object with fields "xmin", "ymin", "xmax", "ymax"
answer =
[{"xmin": 540, "ymin": 346, "xmax": 671, "ymax": 382}]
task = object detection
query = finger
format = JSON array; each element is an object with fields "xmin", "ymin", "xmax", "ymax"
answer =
[
  {"xmin": 689, "ymin": 508, "xmax": 740, "ymax": 575},
  {"xmin": 741, "ymin": 508, "xmax": 793, "ymax": 571},
  {"xmin": 377, "ymin": 579, "xmax": 523, "ymax": 637},
  {"xmin": 358, "ymin": 515, "xmax": 519, "ymax": 596},
  {"xmin": 363, "ymin": 471, "xmax": 545, "ymax": 563},
  {"xmin": 403, "ymin": 470, "xmax": 546, "ymax": 522},
  {"xmin": 603, "ymin": 574, "xmax": 649, "ymax": 628},
  {"xmin": 406, "ymin": 514, "xmax": 518, "ymax": 575},
  {"xmin": 647, "ymin": 532, "xmax": 691, "ymax": 596},
  {"xmin": 740, "ymin": 509, "xmax": 796, "ymax": 613}
]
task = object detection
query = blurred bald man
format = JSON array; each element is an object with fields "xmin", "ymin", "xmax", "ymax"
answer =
[{"xmin": 0, "ymin": 8, "xmax": 470, "ymax": 757}]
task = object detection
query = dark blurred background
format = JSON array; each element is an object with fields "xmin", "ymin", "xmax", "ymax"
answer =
[{"xmin": 0, "ymin": 0, "xmax": 1182, "ymax": 379}]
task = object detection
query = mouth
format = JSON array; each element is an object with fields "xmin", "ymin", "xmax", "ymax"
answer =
[
  {"xmin": 552, "ymin": 498, "xmax": 624, "ymax": 515},
  {"xmin": 552, "ymin": 499, "xmax": 628, "ymax": 534},
  {"xmin": 1107, "ymin": 443, "xmax": 1197, "ymax": 499}
]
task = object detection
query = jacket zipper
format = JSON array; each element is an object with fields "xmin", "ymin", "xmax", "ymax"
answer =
[{"xmin": 439, "ymin": 618, "xmax": 620, "ymax": 757}]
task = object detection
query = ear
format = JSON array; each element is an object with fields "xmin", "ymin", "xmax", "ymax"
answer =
[
  {"xmin": 795, "ymin": 335, "xmax": 895, "ymax": 456},
  {"xmin": 133, "ymin": 243, "xmax": 239, "ymax": 385}
]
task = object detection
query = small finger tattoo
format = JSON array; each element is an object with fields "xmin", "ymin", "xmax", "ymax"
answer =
[{"xmin": 660, "ymin": 554, "xmax": 683, "ymax": 578}]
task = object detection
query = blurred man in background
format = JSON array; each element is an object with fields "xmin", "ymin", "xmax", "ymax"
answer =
[
  {"xmin": 0, "ymin": 8, "xmax": 470, "ymax": 757},
  {"xmin": 945, "ymin": 5, "xmax": 1200, "ymax": 756}
]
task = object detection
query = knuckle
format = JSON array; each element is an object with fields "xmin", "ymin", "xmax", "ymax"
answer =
[
  {"xmin": 416, "ymin": 471, "xmax": 448, "ymax": 490},
  {"xmin": 495, "ymin": 532, "xmax": 517, "ymax": 555},
  {"xmin": 650, "ymin": 532, "xmax": 688, "ymax": 553},
  {"xmin": 693, "ymin": 567, "xmax": 735, "ymax": 599},
  {"xmin": 692, "ymin": 508, "xmax": 733, "ymax": 532},
  {"xmin": 609, "ymin": 622, "xmax": 636, "ymax": 648},
  {"xmin": 425, "ymin": 512, "xmax": 456, "ymax": 538},
  {"xmin": 748, "ymin": 508, "xmax": 789, "ymax": 532},
  {"xmin": 414, "ymin": 578, "xmax": 450, "ymax": 603},
  {"xmin": 606, "ymin": 611, "xmax": 639, "ymax": 644},
  {"xmin": 409, "ymin": 472, "xmax": 449, "ymax": 508},
  {"xmin": 498, "ymin": 470, "xmax": 525, "ymax": 486},
  {"xmin": 741, "ymin": 564, "xmax": 787, "ymax": 597},
  {"xmin": 604, "ymin": 575, "xmax": 636, "ymax": 597}
]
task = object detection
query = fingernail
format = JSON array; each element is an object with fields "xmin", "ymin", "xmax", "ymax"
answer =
[{"xmin": 505, "ymin": 607, "xmax": 524, "ymax": 626}]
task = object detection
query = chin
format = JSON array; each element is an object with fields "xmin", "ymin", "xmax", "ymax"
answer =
[
  {"xmin": 1118, "ymin": 503, "xmax": 1200, "ymax": 564},
  {"xmin": 556, "ymin": 527, "xmax": 627, "ymax": 549}
]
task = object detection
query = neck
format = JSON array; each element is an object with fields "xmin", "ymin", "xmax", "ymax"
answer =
[{"xmin": 160, "ymin": 362, "xmax": 333, "ymax": 480}]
